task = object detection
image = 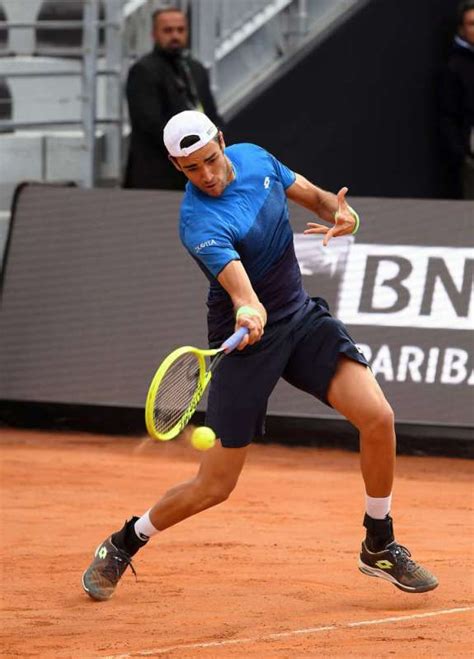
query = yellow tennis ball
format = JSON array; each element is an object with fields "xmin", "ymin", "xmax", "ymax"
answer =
[{"xmin": 191, "ymin": 426, "xmax": 216, "ymax": 451}]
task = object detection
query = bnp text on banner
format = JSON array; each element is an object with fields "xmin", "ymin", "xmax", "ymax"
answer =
[{"xmin": 338, "ymin": 245, "xmax": 473, "ymax": 329}]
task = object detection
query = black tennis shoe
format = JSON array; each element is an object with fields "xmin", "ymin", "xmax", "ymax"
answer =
[
  {"xmin": 82, "ymin": 536, "xmax": 136, "ymax": 601},
  {"xmin": 359, "ymin": 541, "xmax": 438, "ymax": 593}
]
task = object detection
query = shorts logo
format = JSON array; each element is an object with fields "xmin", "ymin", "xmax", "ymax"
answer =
[
  {"xmin": 194, "ymin": 239, "xmax": 217, "ymax": 254},
  {"xmin": 263, "ymin": 176, "xmax": 270, "ymax": 189}
]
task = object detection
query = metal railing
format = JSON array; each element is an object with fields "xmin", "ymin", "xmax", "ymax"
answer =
[
  {"xmin": 0, "ymin": 0, "xmax": 124, "ymax": 187},
  {"xmin": 0, "ymin": 0, "xmax": 363, "ymax": 188}
]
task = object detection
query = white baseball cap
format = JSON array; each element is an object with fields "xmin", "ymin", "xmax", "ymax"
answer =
[{"xmin": 163, "ymin": 110, "xmax": 218, "ymax": 157}]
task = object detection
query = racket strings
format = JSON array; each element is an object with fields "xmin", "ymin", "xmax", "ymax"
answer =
[{"xmin": 153, "ymin": 352, "xmax": 202, "ymax": 434}]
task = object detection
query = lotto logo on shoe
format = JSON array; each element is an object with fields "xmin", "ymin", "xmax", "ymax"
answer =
[
  {"xmin": 97, "ymin": 546, "xmax": 107, "ymax": 559},
  {"xmin": 338, "ymin": 245, "xmax": 473, "ymax": 330}
]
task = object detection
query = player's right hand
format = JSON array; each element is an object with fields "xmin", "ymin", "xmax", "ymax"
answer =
[{"xmin": 235, "ymin": 307, "xmax": 266, "ymax": 349}]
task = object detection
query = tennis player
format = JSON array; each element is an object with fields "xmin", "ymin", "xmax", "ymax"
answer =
[{"xmin": 82, "ymin": 111, "xmax": 438, "ymax": 600}]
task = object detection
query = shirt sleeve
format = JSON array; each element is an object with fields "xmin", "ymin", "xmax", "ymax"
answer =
[
  {"xmin": 181, "ymin": 213, "xmax": 240, "ymax": 278},
  {"xmin": 267, "ymin": 151, "xmax": 296, "ymax": 189}
]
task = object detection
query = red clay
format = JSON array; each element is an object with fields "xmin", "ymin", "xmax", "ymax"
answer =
[{"xmin": 1, "ymin": 429, "xmax": 473, "ymax": 658}]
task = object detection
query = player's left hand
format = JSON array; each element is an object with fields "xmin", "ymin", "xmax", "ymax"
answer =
[{"xmin": 304, "ymin": 187, "xmax": 356, "ymax": 246}]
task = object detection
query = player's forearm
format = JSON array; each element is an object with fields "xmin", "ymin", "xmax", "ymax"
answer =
[
  {"xmin": 217, "ymin": 260, "xmax": 267, "ymax": 324},
  {"xmin": 287, "ymin": 174, "xmax": 338, "ymax": 224},
  {"xmin": 313, "ymin": 187, "xmax": 340, "ymax": 223}
]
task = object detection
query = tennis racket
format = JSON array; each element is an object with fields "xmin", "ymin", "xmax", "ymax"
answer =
[{"xmin": 145, "ymin": 327, "xmax": 248, "ymax": 441}]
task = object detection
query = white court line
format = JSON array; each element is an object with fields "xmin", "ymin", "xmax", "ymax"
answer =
[{"xmin": 103, "ymin": 606, "xmax": 473, "ymax": 658}]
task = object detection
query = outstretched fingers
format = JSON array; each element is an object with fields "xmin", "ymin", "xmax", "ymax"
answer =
[
  {"xmin": 322, "ymin": 226, "xmax": 337, "ymax": 246},
  {"xmin": 304, "ymin": 222, "xmax": 328, "ymax": 235}
]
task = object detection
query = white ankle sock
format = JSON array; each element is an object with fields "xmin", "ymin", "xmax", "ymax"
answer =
[
  {"xmin": 365, "ymin": 494, "xmax": 392, "ymax": 520},
  {"xmin": 134, "ymin": 510, "xmax": 159, "ymax": 541}
]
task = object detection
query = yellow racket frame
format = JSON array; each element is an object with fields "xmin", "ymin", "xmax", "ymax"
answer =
[{"xmin": 145, "ymin": 345, "xmax": 218, "ymax": 441}]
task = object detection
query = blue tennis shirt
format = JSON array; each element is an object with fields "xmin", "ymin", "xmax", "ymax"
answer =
[{"xmin": 179, "ymin": 143, "xmax": 309, "ymax": 341}]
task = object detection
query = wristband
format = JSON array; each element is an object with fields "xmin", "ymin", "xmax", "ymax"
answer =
[
  {"xmin": 335, "ymin": 205, "xmax": 360, "ymax": 235},
  {"xmin": 236, "ymin": 305, "xmax": 265, "ymax": 326},
  {"xmin": 348, "ymin": 205, "xmax": 360, "ymax": 235}
]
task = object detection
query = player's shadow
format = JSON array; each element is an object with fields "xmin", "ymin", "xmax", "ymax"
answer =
[{"xmin": 346, "ymin": 591, "xmax": 439, "ymax": 613}]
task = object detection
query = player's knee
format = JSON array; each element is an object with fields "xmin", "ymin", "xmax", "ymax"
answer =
[
  {"xmin": 376, "ymin": 405, "xmax": 395, "ymax": 438},
  {"xmin": 203, "ymin": 485, "xmax": 233, "ymax": 507},
  {"xmin": 196, "ymin": 478, "xmax": 236, "ymax": 508},
  {"xmin": 208, "ymin": 487, "xmax": 232, "ymax": 507},
  {"xmin": 361, "ymin": 400, "xmax": 395, "ymax": 436},
  {"xmin": 378, "ymin": 402, "xmax": 395, "ymax": 431}
]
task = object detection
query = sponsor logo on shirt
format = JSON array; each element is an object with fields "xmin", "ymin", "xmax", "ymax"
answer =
[
  {"xmin": 194, "ymin": 239, "xmax": 217, "ymax": 254},
  {"xmin": 264, "ymin": 176, "xmax": 270, "ymax": 189}
]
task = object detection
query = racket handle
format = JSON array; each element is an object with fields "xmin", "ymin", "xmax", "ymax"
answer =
[{"xmin": 221, "ymin": 327, "xmax": 249, "ymax": 353}]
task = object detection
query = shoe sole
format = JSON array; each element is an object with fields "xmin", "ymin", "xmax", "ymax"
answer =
[
  {"xmin": 358, "ymin": 560, "xmax": 439, "ymax": 593},
  {"xmin": 81, "ymin": 571, "xmax": 113, "ymax": 602}
]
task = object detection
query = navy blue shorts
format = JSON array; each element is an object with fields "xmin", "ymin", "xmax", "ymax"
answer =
[{"xmin": 205, "ymin": 297, "xmax": 368, "ymax": 448}]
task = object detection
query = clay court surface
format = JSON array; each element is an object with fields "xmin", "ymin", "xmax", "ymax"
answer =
[{"xmin": 1, "ymin": 429, "xmax": 473, "ymax": 657}]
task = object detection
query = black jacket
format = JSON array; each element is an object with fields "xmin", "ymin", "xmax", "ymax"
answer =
[
  {"xmin": 439, "ymin": 38, "xmax": 474, "ymax": 167},
  {"xmin": 124, "ymin": 46, "xmax": 224, "ymax": 190}
]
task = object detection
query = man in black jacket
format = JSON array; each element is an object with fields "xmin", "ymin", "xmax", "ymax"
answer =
[
  {"xmin": 439, "ymin": 0, "xmax": 474, "ymax": 199},
  {"xmin": 123, "ymin": 7, "xmax": 224, "ymax": 190}
]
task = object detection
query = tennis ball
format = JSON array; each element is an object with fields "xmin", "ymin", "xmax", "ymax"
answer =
[{"xmin": 191, "ymin": 426, "xmax": 216, "ymax": 451}]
